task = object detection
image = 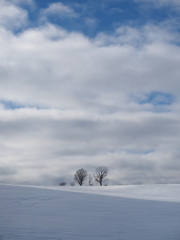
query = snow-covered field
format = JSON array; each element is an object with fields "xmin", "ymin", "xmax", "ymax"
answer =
[{"xmin": 1, "ymin": 184, "xmax": 180, "ymax": 240}]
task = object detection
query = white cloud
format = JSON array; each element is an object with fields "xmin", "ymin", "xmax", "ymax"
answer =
[
  {"xmin": 0, "ymin": 0, "xmax": 28, "ymax": 30},
  {"xmin": 96, "ymin": 23, "xmax": 179, "ymax": 47},
  {"xmin": 136, "ymin": 0, "xmax": 180, "ymax": 8},
  {"xmin": 41, "ymin": 2, "xmax": 78, "ymax": 20},
  {"xmin": 7, "ymin": 0, "xmax": 35, "ymax": 7}
]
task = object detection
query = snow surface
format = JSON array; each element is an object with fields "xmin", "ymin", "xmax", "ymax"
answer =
[
  {"xmin": 0, "ymin": 184, "xmax": 180, "ymax": 240},
  {"xmin": 33, "ymin": 184, "xmax": 180, "ymax": 202}
]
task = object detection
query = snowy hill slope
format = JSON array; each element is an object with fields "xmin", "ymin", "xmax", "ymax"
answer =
[
  {"xmin": 36, "ymin": 184, "xmax": 180, "ymax": 202},
  {"xmin": 0, "ymin": 184, "xmax": 180, "ymax": 240}
]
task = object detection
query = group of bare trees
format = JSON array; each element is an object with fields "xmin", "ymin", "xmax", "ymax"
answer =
[{"xmin": 74, "ymin": 166, "xmax": 108, "ymax": 186}]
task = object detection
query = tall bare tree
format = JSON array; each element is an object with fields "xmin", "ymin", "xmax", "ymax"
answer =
[
  {"xmin": 74, "ymin": 168, "xmax": 88, "ymax": 186},
  {"xmin": 94, "ymin": 166, "xmax": 108, "ymax": 186}
]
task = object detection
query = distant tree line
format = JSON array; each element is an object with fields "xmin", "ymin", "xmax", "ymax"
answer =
[{"xmin": 59, "ymin": 166, "xmax": 108, "ymax": 186}]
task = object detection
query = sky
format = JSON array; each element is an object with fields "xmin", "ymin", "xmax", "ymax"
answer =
[{"xmin": 0, "ymin": 0, "xmax": 180, "ymax": 185}]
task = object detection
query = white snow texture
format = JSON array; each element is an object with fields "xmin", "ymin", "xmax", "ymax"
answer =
[{"xmin": 0, "ymin": 184, "xmax": 180, "ymax": 240}]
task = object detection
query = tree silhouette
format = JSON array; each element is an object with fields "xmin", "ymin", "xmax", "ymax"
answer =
[
  {"xmin": 94, "ymin": 166, "xmax": 108, "ymax": 186},
  {"xmin": 74, "ymin": 168, "xmax": 88, "ymax": 186}
]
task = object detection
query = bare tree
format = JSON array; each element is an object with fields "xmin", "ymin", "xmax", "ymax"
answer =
[
  {"xmin": 74, "ymin": 168, "xmax": 88, "ymax": 186},
  {"xmin": 88, "ymin": 174, "xmax": 93, "ymax": 186},
  {"xmin": 94, "ymin": 166, "xmax": 108, "ymax": 186}
]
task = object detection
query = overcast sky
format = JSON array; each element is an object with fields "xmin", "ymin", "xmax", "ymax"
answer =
[{"xmin": 0, "ymin": 0, "xmax": 180, "ymax": 185}]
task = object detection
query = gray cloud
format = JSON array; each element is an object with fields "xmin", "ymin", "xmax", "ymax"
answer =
[
  {"xmin": 0, "ymin": 167, "xmax": 17, "ymax": 176},
  {"xmin": 0, "ymin": 107, "xmax": 180, "ymax": 185}
]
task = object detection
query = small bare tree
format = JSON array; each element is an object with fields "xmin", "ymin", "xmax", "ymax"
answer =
[
  {"xmin": 74, "ymin": 168, "xmax": 88, "ymax": 186},
  {"xmin": 94, "ymin": 166, "xmax": 108, "ymax": 186},
  {"xmin": 88, "ymin": 174, "xmax": 93, "ymax": 186}
]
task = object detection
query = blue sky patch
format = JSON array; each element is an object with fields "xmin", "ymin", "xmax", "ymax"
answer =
[
  {"xmin": 0, "ymin": 100, "xmax": 25, "ymax": 110},
  {"xmin": 24, "ymin": 0, "xmax": 180, "ymax": 38},
  {"xmin": 135, "ymin": 92, "xmax": 174, "ymax": 106},
  {"xmin": 125, "ymin": 149, "xmax": 154, "ymax": 155},
  {"xmin": 0, "ymin": 100, "xmax": 47, "ymax": 110}
]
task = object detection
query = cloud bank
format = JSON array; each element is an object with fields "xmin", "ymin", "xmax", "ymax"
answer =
[{"xmin": 0, "ymin": 0, "xmax": 180, "ymax": 185}]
